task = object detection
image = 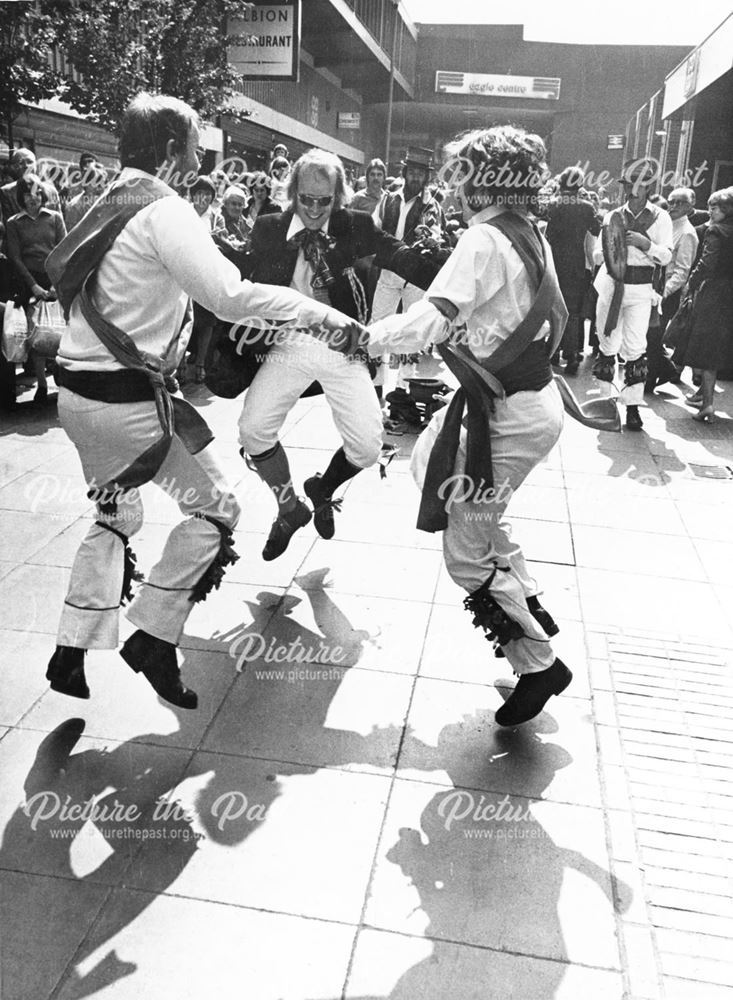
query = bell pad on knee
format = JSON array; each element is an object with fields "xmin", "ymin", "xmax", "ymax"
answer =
[
  {"xmin": 624, "ymin": 356, "xmax": 648, "ymax": 387},
  {"xmin": 592, "ymin": 355, "xmax": 616, "ymax": 382},
  {"xmin": 464, "ymin": 573, "xmax": 524, "ymax": 646}
]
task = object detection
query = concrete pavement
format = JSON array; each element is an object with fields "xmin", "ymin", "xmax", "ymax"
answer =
[{"xmin": 0, "ymin": 363, "xmax": 732, "ymax": 1000}]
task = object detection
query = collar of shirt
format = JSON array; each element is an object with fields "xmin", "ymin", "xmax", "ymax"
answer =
[
  {"xmin": 468, "ymin": 204, "xmax": 511, "ymax": 228},
  {"xmin": 18, "ymin": 206, "xmax": 54, "ymax": 221},
  {"xmin": 286, "ymin": 213, "xmax": 328, "ymax": 241},
  {"xmin": 622, "ymin": 201, "xmax": 656, "ymax": 221}
]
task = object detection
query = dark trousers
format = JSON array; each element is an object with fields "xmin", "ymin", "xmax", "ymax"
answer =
[{"xmin": 646, "ymin": 291, "xmax": 681, "ymax": 387}]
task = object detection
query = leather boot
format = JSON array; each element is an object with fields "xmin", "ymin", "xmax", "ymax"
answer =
[
  {"xmin": 495, "ymin": 658, "xmax": 572, "ymax": 726},
  {"xmin": 625, "ymin": 405, "xmax": 643, "ymax": 431},
  {"xmin": 46, "ymin": 646, "xmax": 89, "ymax": 699},
  {"xmin": 121, "ymin": 630, "xmax": 198, "ymax": 710},
  {"xmin": 262, "ymin": 498, "xmax": 312, "ymax": 560}
]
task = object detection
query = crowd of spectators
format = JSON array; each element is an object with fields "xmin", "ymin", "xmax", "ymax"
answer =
[{"xmin": 1, "ymin": 135, "xmax": 731, "ymax": 422}]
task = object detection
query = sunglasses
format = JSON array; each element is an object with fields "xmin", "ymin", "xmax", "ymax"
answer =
[
  {"xmin": 298, "ymin": 193, "xmax": 334, "ymax": 208},
  {"xmin": 667, "ymin": 199, "xmax": 687, "ymax": 206}
]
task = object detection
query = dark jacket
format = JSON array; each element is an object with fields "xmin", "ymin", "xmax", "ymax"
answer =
[
  {"xmin": 545, "ymin": 195, "xmax": 600, "ymax": 313},
  {"xmin": 684, "ymin": 218, "xmax": 733, "ymax": 371},
  {"xmin": 242, "ymin": 207, "xmax": 445, "ymax": 320}
]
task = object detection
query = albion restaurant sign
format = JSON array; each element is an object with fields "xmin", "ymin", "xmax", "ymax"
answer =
[
  {"xmin": 435, "ymin": 71, "xmax": 561, "ymax": 101},
  {"xmin": 229, "ymin": 0, "xmax": 301, "ymax": 80}
]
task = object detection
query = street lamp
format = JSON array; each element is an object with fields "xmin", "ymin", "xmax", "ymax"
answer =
[{"xmin": 384, "ymin": 0, "xmax": 399, "ymax": 169}]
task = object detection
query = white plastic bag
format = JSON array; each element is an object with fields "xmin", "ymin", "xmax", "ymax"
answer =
[
  {"xmin": 29, "ymin": 298, "xmax": 66, "ymax": 358},
  {"xmin": 1, "ymin": 300, "xmax": 29, "ymax": 363}
]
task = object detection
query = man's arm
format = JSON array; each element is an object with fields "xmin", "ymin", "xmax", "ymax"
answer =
[
  {"xmin": 371, "ymin": 220, "xmax": 447, "ymax": 290},
  {"xmin": 151, "ymin": 196, "xmax": 357, "ymax": 333}
]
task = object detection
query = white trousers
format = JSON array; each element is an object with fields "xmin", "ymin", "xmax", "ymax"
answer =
[
  {"xmin": 595, "ymin": 272, "xmax": 653, "ymax": 406},
  {"xmin": 371, "ymin": 274, "xmax": 425, "ymax": 390},
  {"xmin": 371, "ymin": 272, "xmax": 424, "ymax": 322},
  {"xmin": 412, "ymin": 381, "xmax": 564, "ymax": 675},
  {"xmin": 238, "ymin": 332, "xmax": 383, "ymax": 470},
  {"xmin": 57, "ymin": 388, "xmax": 240, "ymax": 649}
]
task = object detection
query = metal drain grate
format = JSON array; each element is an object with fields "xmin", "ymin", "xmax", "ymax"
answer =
[{"xmin": 688, "ymin": 463, "xmax": 733, "ymax": 480}]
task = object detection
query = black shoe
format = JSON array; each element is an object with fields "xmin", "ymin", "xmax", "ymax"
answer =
[
  {"xmin": 564, "ymin": 360, "xmax": 579, "ymax": 376},
  {"xmin": 657, "ymin": 360, "xmax": 682, "ymax": 387},
  {"xmin": 262, "ymin": 498, "xmax": 312, "ymax": 560},
  {"xmin": 495, "ymin": 658, "xmax": 572, "ymax": 727},
  {"xmin": 625, "ymin": 405, "xmax": 643, "ymax": 431},
  {"xmin": 46, "ymin": 646, "xmax": 90, "ymax": 699},
  {"xmin": 120, "ymin": 630, "xmax": 198, "ymax": 710},
  {"xmin": 643, "ymin": 381, "xmax": 656, "ymax": 395},
  {"xmin": 304, "ymin": 475, "xmax": 342, "ymax": 540},
  {"xmin": 33, "ymin": 385, "xmax": 48, "ymax": 405}
]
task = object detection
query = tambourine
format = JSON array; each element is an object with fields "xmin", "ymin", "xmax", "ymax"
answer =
[{"xmin": 602, "ymin": 212, "xmax": 627, "ymax": 281}]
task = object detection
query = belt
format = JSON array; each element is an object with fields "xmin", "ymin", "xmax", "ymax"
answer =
[
  {"xmin": 623, "ymin": 266, "xmax": 654, "ymax": 285},
  {"xmin": 56, "ymin": 366, "xmax": 158, "ymax": 402}
]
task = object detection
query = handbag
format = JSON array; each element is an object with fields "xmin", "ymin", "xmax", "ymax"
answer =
[
  {"xmin": 1, "ymin": 299, "xmax": 29, "ymax": 363},
  {"xmin": 663, "ymin": 295, "xmax": 693, "ymax": 351},
  {"xmin": 29, "ymin": 298, "xmax": 66, "ymax": 358}
]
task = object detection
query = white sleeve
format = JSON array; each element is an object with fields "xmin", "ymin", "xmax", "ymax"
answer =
[
  {"xmin": 367, "ymin": 298, "xmax": 450, "ymax": 355},
  {"xmin": 149, "ymin": 196, "xmax": 309, "ymax": 325},
  {"xmin": 664, "ymin": 231, "xmax": 698, "ymax": 297},
  {"xmin": 647, "ymin": 211, "xmax": 673, "ymax": 267},
  {"xmin": 425, "ymin": 225, "xmax": 504, "ymax": 323}
]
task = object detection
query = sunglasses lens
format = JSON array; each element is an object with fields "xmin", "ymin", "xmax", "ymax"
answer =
[{"xmin": 299, "ymin": 194, "xmax": 332, "ymax": 208}]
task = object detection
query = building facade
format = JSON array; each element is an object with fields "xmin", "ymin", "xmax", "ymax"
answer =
[{"xmin": 626, "ymin": 13, "xmax": 733, "ymax": 203}]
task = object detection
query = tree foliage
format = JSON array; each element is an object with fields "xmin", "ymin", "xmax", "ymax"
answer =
[
  {"xmin": 0, "ymin": 2, "xmax": 63, "ymax": 148},
  {"xmin": 50, "ymin": 0, "xmax": 255, "ymax": 130}
]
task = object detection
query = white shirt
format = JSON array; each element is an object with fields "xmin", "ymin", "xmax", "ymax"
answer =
[
  {"xmin": 593, "ymin": 202, "xmax": 673, "ymax": 271},
  {"xmin": 59, "ymin": 169, "xmax": 322, "ymax": 372},
  {"xmin": 664, "ymin": 215, "xmax": 699, "ymax": 297},
  {"xmin": 368, "ymin": 205, "xmax": 552, "ymax": 359}
]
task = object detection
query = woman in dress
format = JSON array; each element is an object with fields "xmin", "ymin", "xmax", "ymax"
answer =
[
  {"xmin": 684, "ymin": 186, "xmax": 733, "ymax": 423},
  {"xmin": 6, "ymin": 172, "xmax": 66, "ymax": 404}
]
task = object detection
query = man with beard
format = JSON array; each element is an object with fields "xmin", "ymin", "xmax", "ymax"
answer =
[{"xmin": 371, "ymin": 147, "xmax": 445, "ymax": 322}]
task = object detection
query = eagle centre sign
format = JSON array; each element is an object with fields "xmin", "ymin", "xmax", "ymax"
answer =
[
  {"xmin": 228, "ymin": 1, "xmax": 300, "ymax": 81},
  {"xmin": 435, "ymin": 71, "xmax": 561, "ymax": 101}
]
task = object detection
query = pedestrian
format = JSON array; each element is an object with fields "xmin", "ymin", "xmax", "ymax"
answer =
[
  {"xmin": 366, "ymin": 124, "xmax": 572, "ymax": 728},
  {"xmin": 645, "ymin": 186, "xmax": 698, "ymax": 392},
  {"xmin": 238, "ymin": 147, "xmax": 444, "ymax": 561},
  {"xmin": 683, "ymin": 186, "xmax": 733, "ymax": 423},
  {"xmin": 592, "ymin": 158, "xmax": 673, "ymax": 430},
  {"xmin": 5, "ymin": 171, "xmax": 67, "ymax": 404},
  {"xmin": 544, "ymin": 167, "xmax": 600, "ymax": 374},
  {"xmin": 44, "ymin": 92, "xmax": 361, "ymax": 709}
]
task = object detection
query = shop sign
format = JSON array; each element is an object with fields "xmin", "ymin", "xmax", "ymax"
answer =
[
  {"xmin": 337, "ymin": 112, "xmax": 361, "ymax": 130},
  {"xmin": 435, "ymin": 71, "xmax": 561, "ymax": 100},
  {"xmin": 228, "ymin": 0, "xmax": 300, "ymax": 81}
]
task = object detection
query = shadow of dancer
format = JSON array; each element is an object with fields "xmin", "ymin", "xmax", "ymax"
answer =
[
  {"xmin": 0, "ymin": 717, "xmax": 202, "ymax": 999},
  {"xmin": 355, "ymin": 709, "xmax": 631, "ymax": 999}
]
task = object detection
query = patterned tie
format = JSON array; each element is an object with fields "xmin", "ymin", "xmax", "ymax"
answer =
[{"xmin": 288, "ymin": 228, "xmax": 335, "ymax": 292}]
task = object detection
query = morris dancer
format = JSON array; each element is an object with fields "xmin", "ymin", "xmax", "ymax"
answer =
[
  {"xmin": 238, "ymin": 148, "xmax": 444, "ymax": 560},
  {"xmin": 592, "ymin": 159, "xmax": 673, "ymax": 430},
  {"xmin": 366, "ymin": 125, "xmax": 572, "ymax": 727},
  {"xmin": 45, "ymin": 93, "xmax": 358, "ymax": 709}
]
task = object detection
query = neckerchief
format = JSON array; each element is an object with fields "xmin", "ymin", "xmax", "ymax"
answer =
[{"xmin": 287, "ymin": 228, "xmax": 335, "ymax": 289}]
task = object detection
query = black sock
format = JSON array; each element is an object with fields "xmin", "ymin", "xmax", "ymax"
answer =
[{"xmin": 319, "ymin": 447, "xmax": 362, "ymax": 497}]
